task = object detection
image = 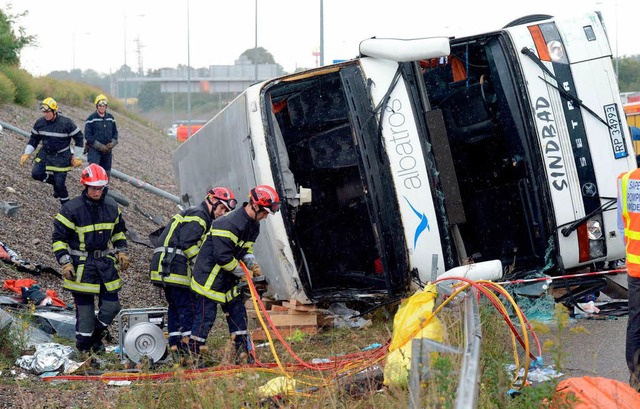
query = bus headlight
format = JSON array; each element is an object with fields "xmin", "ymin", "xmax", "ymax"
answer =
[
  {"xmin": 547, "ymin": 40, "xmax": 565, "ymax": 62},
  {"xmin": 587, "ymin": 219, "xmax": 603, "ymax": 240}
]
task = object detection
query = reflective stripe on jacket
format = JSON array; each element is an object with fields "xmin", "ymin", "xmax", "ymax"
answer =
[
  {"xmin": 52, "ymin": 190, "xmax": 127, "ymax": 293},
  {"xmin": 84, "ymin": 111, "xmax": 118, "ymax": 145},
  {"xmin": 150, "ymin": 201, "xmax": 212, "ymax": 288},
  {"xmin": 28, "ymin": 114, "xmax": 83, "ymax": 154},
  {"xmin": 619, "ymin": 170, "xmax": 640, "ymax": 278},
  {"xmin": 190, "ymin": 206, "xmax": 259, "ymax": 303}
]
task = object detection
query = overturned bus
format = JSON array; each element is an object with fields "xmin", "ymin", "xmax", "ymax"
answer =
[{"xmin": 173, "ymin": 11, "xmax": 636, "ymax": 304}]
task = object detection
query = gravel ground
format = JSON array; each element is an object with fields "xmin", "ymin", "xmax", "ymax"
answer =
[{"xmin": 0, "ymin": 102, "xmax": 183, "ymax": 318}]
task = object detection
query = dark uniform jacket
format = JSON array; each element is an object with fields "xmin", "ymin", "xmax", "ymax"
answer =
[
  {"xmin": 190, "ymin": 204, "xmax": 259, "ymax": 303},
  {"xmin": 150, "ymin": 201, "xmax": 213, "ymax": 288},
  {"xmin": 84, "ymin": 111, "xmax": 118, "ymax": 149},
  {"xmin": 29, "ymin": 114, "xmax": 83, "ymax": 172},
  {"xmin": 52, "ymin": 190, "xmax": 127, "ymax": 294}
]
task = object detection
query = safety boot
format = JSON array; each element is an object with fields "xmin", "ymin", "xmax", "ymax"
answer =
[
  {"xmin": 89, "ymin": 324, "xmax": 108, "ymax": 354},
  {"xmin": 234, "ymin": 348, "xmax": 255, "ymax": 365},
  {"xmin": 186, "ymin": 339, "xmax": 207, "ymax": 369}
]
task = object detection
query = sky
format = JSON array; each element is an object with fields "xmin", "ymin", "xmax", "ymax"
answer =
[{"xmin": 2, "ymin": 0, "xmax": 638, "ymax": 77}]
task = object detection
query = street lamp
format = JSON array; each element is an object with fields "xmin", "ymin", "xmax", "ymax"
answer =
[
  {"xmin": 187, "ymin": 0, "xmax": 192, "ymax": 139},
  {"xmin": 254, "ymin": 0, "xmax": 258, "ymax": 81},
  {"xmin": 320, "ymin": 0, "xmax": 324, "ymax": 66}
]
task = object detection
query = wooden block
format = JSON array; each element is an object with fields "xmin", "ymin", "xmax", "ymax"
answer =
[
  {"xmin": 282, "ymin": 301, "xmax": 318, "ymax": 312},
  {"xmin": 250, "ymin": 325, "xmax": 317, "ymax": 341},
  {"xmin": 248, "ymin": 310, "xmax": 317, "ymax": 327},
  {"xmin": 271, "ymin": 305, "xmax": 290, "ymax": 312}
]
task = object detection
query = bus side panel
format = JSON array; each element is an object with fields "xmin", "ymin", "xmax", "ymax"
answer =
[
  {"xmin": 360, "ymin": 58, "xmax": 445, "ymax": 281},
  {"xmin": 172, "ymin": 93, "xmax": 252, "ymax": 204},
  {"xmin": 172, "ymin": 90, "xmax": 308, "ymax": 303}
]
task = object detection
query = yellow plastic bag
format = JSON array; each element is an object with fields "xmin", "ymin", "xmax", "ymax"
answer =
[
  {"xmin": 383, "ymin": 284, "xmax": 443, "ymax": 387},
  {"xmin": 257, "ymin": 376, "xmax": 298, "ymax": 398}
]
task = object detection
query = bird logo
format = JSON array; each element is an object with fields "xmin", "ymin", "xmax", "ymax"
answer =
[{"xmin": 404, "ymin": 196, "xmax": 430, "ymax": 249}]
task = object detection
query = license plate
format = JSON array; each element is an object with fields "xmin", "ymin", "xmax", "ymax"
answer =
[{"xmin": 604, "ymin": 103, "xmax": 628, "ymax": 159}]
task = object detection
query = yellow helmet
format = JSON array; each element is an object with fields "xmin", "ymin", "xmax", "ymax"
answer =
[
  {"xmin": 94, "ymin": 94, "xmax": 108, "ymax": 106},
  {"xmin": 40, "ymin": 97, "xmax": 57, "ymax": 112}
]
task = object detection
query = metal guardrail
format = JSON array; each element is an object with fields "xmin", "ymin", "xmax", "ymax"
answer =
[
  {"xmin": 0, "ymin": 120, "xmax": 182, "ymax": 205},
  {"xmin": 408, "ymin": 287, "xmax": 482, "ymax": 409}
]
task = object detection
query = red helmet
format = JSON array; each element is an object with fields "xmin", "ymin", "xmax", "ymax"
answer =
[
  {"xmin": 207, "ymin": 187, "xmax": 237, "ymax": 211},
  {"xmin": 250, "ymin": 185, "xmax": 281, "ymax": 214},
  {"xmin": 80, "ymin": 164, "xmax": 108, "ymax": 187}
]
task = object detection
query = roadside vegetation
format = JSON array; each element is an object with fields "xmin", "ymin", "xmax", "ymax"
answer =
[{"xmin": 0, "ymin": 291, "xmax": 580, "ymax": 408}]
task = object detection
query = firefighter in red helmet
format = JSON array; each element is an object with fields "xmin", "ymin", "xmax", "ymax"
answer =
[
  {"xmin": 189, "ymin": 185, "xmax": 280, "ymax": 366},
  {"xmin": 150, "ymin": 186, "xmax": 236, "ymax": 362},
  {"xmin": 52, "ymin": 163, "xmax": 129, "ymax": 354}
]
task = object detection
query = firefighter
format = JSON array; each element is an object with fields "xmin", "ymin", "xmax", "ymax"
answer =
[
  {"xmin": 618, "ymin": 170, "xmax": 640, "ymax": 391},
  {"xmin": 52, "ymin": 163, "xmax": 130, "ymax": 353},
  {"xmin": 189, "ymin": 185, "xmax": 281, "ymax": 365},
  {"xmin": 150, "ymin": 187, "xmax": 237, "ymax": 358},
  {"xmin": 84, "ymin": 94, "xmax": 118, "ymax": 177},
  {"xmin": 20, "ymin": 97, "xmax": 84, "ymax": 205}
]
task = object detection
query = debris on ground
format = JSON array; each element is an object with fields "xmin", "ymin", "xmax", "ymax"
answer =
[{"xmin": 15, "ymin": 343, "xmax": 78, "ymax": 375}]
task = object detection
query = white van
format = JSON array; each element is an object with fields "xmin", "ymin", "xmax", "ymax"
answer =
[{"xmin": 173, "ymin": 11, "xmax": 636, "ymax": 304}]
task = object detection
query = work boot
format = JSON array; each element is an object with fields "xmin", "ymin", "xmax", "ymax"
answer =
[
  {"xmin": 169, "ymin": 344, "xmax": 187, "ymax": 366},
  {"xmin": 234, "ymin": 337, "xmax": 254, "ymax": 365},
  {"xmin": 186, "ymin": 339, "xmax": 207, "ymax": 369},
  {"xmin": 89, "ymin": 324, "xmax": 108, "ymax": 354},
  {"xmin": 75, "ymin": 335, "xmax": 94, "ymax": 356}
]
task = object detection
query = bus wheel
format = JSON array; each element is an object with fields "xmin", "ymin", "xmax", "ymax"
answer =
[{"xmin": 503, "ymin": 14, "xmax": 553, "ymax": 28}]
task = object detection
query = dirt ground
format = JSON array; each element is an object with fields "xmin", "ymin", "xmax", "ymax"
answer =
[{"xmin": 0, "ymin": 101, "xmax": 186, "ymax": 408}]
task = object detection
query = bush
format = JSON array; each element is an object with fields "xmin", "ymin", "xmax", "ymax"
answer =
[
  {"xmin": 31, "ymin": 76, "xmax": 103, "ymax": 110},
  {"xmin": 0, "ymin": 71, "xmax": 16, "ymax": 104},
  {"xmin": 0, "ymin": 65, "xmax": 33, "ymax": 106}
]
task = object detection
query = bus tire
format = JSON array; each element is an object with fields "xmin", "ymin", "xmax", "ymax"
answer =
[{"xmin": 503, "ymin": 14, "xmax": 553, "ymax": 28}]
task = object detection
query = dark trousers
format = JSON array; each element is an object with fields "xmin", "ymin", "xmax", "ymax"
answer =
[
  {"xmin": 627, "ymin": 275, "xmax": 640, "ymax": 388},
  {"xmin": 31, "ymin": 162, "xmax": 68, "ymax": 202},
  {"xmin": 164, "ymin": 285, "xmax": 194, "ymax": 347},
  {"xmin": 88, "ymin": 149, "xmax": 112, "ymax": 175},
  {"xmin": 190, "ymin": 295, "xmax": 247, "ymax": 349},
  {"xmin": 73, "ymin": 288, "xmax": 120, "ymax": 352}
]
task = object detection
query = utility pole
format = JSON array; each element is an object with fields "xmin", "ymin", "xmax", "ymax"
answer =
[
  {"xmin": 123, "ymin": 14, "xmax": 128, "ymax": 110},
  {"xmin": 134, "ymin": 36, "xmax": 145, "ymax": 76}
]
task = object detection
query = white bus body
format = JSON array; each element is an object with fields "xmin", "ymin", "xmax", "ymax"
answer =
[{"xmin": 173, "ymin": 11, "xmax": 635, "ymax": 304}]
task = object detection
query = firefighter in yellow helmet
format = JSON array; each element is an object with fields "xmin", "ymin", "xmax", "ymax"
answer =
[
  {"xmin": 20, "ymin": 97, "xmax": 84, "ymax": 205},
  {"xmin": 84, "ymin": 94, "xmax": 118, "ymax": 177}
]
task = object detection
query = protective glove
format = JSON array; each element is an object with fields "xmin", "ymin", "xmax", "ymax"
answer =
[
  {"xmin": 105, "ymin": 142, "xmax": 114, "ymax": 151},
  {"xmin": 250, "ymin": 263, "xmax": 263, "ymax": 278},
  {"xmin": 61, "ymin": 263, "xmax": 76, "ymax": 280},
  {"xmin": 94, "ymin": 142, "xmax": 108, "ymax": 153},
  {"xmin": 71, "ymin": 157, "xmax": 83, "ymax": 168},
  {"xmin": 20, "ymin": 154, "xmax": 30, "ymax": 166},
  {"xmin": 117, "ymin": 252, "xmax": 130, "ymax": 271}
]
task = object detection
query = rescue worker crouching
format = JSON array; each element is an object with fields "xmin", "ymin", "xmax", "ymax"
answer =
[
  {"xmin": 149, "ymin": 187, "xmax": 236, "ymax": 361},
  {"xmin": 189, "ymin": 185, "xmax": 280, "ymax": 366},
  {"xmin": 20, "ymin": 97, "xmax": 84, "ymax": 205},
  {"xmin": 52, "ymin": 164, "xmax": 130, "ymax": 354}
]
